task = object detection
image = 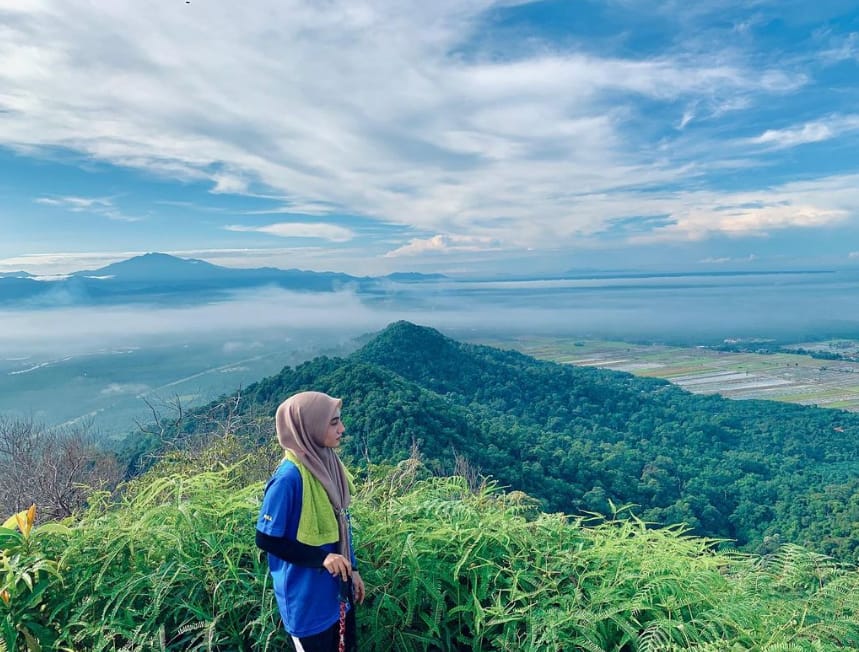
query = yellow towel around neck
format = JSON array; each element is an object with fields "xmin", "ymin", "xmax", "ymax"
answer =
[{"xmin": 284, "ymin": 450, "xmax": 354, "ymax": 547}]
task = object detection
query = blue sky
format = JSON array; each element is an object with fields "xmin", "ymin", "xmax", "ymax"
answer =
[{"xmin": 1, "ymin": 0, "xmax": 858, "ymax": 276}]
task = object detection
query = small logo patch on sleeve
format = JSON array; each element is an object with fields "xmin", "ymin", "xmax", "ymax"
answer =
[{"xmin": 263, "ymin": 514, "xmax": 273, "ymax": 521}]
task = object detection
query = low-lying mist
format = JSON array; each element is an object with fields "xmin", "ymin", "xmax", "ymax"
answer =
[
  {"xmin": 2, "ymin": 272, "xmax": 858, "ymax": 357},
  {"xmin": 2, "ymin": 273, "xmax": 856, "ymax": 436}
]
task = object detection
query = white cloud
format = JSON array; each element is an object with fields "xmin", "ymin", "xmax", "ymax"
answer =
[
  {"xmin": 241, "ymin": 202, "xmax": 336, "ymax": 216},
  {"xmin": 629, "ymin": 202, "xmax": 848, "ymax": 244},
  {"xmin": 819, "ymin": 32, "xmax": 859, "ymax": 64},
  {"xmin": 11, "ymin": 168, "xmax": 858, "ymax": 277},
  {"xmin": 0, "ymin": 288, "xmax": 389, "ymax": 354},
  {"xmin": 0, "ymin": 0, "xmax": 820, "ymax": 251},
  {"xmin": 35, "ymin": 196, "xmax": 112, "ymax": 211},
  {"xmin": 752, "ymin": 123, "xmax": 833, "ymax": 148},
  {"xmin": 100, "ymin": 382, "xmax": 150, "ymax": 396},
  {"xmin": 222, "ymin": 340, "xmax": 264, "ymax": 354},
  {"xmin": 211, "ymin": 172, "xmax": 249, "ymax": 195},
  {"xmin": 748, "ymin": 115, "xmax": 859, "ymax": 149},
  {"xmin": 35, "ymin": 195, "xmax": 139, "ymax": 221},
  {"xmin": 699, "ymin": 254, "xmax": 756, "ymax": 264},
  {"xmin": 0, "ymin": 251, "xmax": 141, "ymax": 274},
  {"xmin": 2, "ymin": 276, "xmax": 855, "ymax": 362},
  {"xmin": 225, "ymin": 222, "xmax": 355, "ymax": 242},
  {"xmin": 849, "ymin": 251, "xmax": 859, "ymax": 259},
  {"xmin": 561, "ymin": 171, "xmax": 859, "ymax": 245},
  {"xmin": 678, "ymin": 108, "xmax": 696, "ymax": 130},
  {"xmin": 384, "ymin": 234, "xmax": 501, "ymax": 257}
]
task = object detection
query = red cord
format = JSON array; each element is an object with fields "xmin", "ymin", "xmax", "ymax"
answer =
[{"xmin": 338, "ymin": 598, "xmax": 347, "ymax": 652}]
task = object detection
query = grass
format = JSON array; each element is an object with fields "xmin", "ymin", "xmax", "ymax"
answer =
[{"xmin": 3, "ymin": 455, "xmax": 859, "ymax": 650}]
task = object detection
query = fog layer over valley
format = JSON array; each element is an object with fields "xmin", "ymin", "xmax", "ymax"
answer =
[
  {"xmin": 0, "ymin": 289, "xmax": 385, "ymax": 434},
  {"xmin": 2, "ymin": 269, "xmax": 857, "ymax": 436}
]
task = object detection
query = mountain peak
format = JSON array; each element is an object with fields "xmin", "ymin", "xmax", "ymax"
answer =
[
  {"xmin": 366, "ymin": 320, "xmax": 451, "ymax": 349},
  {"xmin": 76, "ymin": 253, "xmax": 226, "ymax": 280},
  {"xmin": 354, "ymin": 321, "xmax": 485, "ymax": 390}
]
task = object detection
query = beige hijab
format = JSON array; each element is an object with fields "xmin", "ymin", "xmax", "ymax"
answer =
[{"xmin": 275, "ymin": 391, "xmax": 352, "ymax": 559}]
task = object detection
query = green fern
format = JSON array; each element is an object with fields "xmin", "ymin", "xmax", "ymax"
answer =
[{"xmin": 5, "ymin": 456, "xmax": 859, "ymax": 651}]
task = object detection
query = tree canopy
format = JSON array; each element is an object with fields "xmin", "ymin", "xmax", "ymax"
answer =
[{"xmin": 121, "ymin": 321, "xmax": 859, "ymax": 560}]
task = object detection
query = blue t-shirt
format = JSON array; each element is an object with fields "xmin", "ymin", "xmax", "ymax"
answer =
[{"xmin": 256, "ymin": 459, "xmax": 353, "ymax": 637}]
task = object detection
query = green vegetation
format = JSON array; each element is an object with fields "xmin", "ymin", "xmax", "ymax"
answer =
[
  {"xmin": 123, "ymin": 322, "xmax": 859, "ymax": 561},
  {"xmin": 3, "ymin": 455, "xmax": 859, "ymax": 651},
  {"xmin": 490, "ymin": 336, "xmax": 859, "ymax": 411}
]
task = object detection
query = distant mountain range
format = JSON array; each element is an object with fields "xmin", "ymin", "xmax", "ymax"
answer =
[{"xmin": 0, "ymin": 253, "xmax": 447, "ymax": 307}]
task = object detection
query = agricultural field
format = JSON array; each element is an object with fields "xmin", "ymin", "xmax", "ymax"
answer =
[{"xmin": 479, "ymin": 337, "xmax": 859, "ymax": 412}]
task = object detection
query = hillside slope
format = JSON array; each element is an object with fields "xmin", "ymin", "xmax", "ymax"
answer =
[{"xmin": 123, "ymin": 321, "xmax": 859, "ymax": 558}]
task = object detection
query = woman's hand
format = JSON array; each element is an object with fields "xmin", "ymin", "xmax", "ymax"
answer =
[
  {"xmin": 352, "ymin": 570, "xmax": 366, "ymax": 604},
  {"xmin": 323, "ymin": 553, "xmax": 352, "ymax": 581}
]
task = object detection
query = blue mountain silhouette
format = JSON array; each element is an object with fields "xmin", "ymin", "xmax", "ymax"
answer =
[{"xmin": 0, "ymin": 253, "xmax": 445, "ymax": 306}]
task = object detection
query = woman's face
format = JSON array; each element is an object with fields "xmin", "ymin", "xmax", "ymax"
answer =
[{"xmin": 321, "ymin": 412, "xmax": 345, "ymax": 448}]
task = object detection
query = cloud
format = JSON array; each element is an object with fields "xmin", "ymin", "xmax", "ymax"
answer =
[
  {"xmin": 580, "ymin": 173, "xmax": 859, "ymax": 244},
  {"xmin": 2, "ymin": 273, "xmax": 857, "ymax": 361},
  {"xmin": 35, "ymin": 195, "xmax": 140, "ymax": 222},
  {"xmin": 0, "ymin": 288, "xmax": 389, "ymax": 355},
  {"xmin": 100, "ymin": 382, "xmax": 150, "ymax": 396},
  {"xmin": 222, "ymin": 340, "xmax": 264, "ymax": 354},
  {"xmin": 0, "ymin": 251, "xmax": 142, "ymax": 275},
  {"xmin": 225, "ymin": 222, "xmax": 355, "ymax": 242},
  {"xmin": 241, "ymin": 202, "xmax": 337, "ymax": 216},
  {"xmin": 714, "ymin": 205, "xmax": 844, "ymax": 235},
  {"xmin": 850, "ymin": 251, "xmax": 859, "ymax": 259},
  {"xmin": 631, "ymin": 203, "xmax": 847, "ymax": 243},
  {"xmin": 751, "ymin": 123, "xmax": 833, "ymax": 148},
  {"xmin": 155, "ymin": 200, "xmax": 228, "ymax": 212},
  {"xmin": 748, "ymin": 115, "xmax": 859, "ymax": 149},
  {"xmin": 9, "ymin": 170, "xmax": 858, "ymax": 276},
  {"xmin": 35, "ymin": 196, "xmax": 112, "ymax": 211},
  {"xmin": 819, "ymin": 32, "xmax": 859, "ymax": 64},
  {"xmin": 678, "ymin": 108, "xmax": 696, "ymax": 130},
  {"xmin": 384, "ymin": 234, "xmax": 501, "ymax": 257},
  {"xmin": 0, "ymin": 0, "xmax": 825, "ymax": 251},
  {"xmin": 211, "ymin": 172, "xmax": 249, "ymax": 195},
  {"xmin": 699, "ymin": 254, "xmax": 756, "ymax": 264}
]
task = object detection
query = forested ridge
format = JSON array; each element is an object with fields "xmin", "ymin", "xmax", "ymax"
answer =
[{"xmin": 125, "ymin": 321, "xmax": 859, "ymax": 560}]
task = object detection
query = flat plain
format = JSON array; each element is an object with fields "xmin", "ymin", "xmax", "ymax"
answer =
[
  {"xmin": 0, "ymin": 329, "xmax": 355, "ymax": 437},
  {"xmin": 477, "ymin": 337, "xmax": 859, "ymax": 412}
]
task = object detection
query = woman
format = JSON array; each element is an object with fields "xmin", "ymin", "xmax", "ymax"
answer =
[{"xmin": 256, "ymin": 391, "xmax": 365, "ymax": 652}]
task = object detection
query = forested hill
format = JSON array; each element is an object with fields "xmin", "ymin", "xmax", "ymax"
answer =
[{"xmin": 126, "ymin": 321, "xmax": 859, "ymax": 559}]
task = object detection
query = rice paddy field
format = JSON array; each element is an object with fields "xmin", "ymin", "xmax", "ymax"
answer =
[{"xmin": 479, "ymin": 337, "xmax": 859, "ymax": 412}]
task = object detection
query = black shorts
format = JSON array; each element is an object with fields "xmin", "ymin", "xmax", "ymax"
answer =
[{"xmin": 291, "ymin": 606, "xmax": 356, "ymax": 652}]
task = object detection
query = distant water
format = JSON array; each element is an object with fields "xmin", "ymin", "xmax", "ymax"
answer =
[{"xmin": 366, "ymin": 269, "xmax": 859, "ymax": 345}]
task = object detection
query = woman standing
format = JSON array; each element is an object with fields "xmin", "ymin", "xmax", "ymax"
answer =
[{"xmin": 256, "ymin": 391, "xmax": 365, "ymax": 652}]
